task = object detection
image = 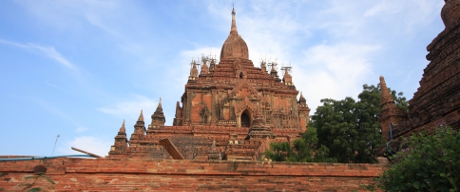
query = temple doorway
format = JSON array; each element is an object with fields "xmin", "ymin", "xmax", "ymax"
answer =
[{"xmin": 241, "ymin": 111, "xmax": 250, "ymax": 127}]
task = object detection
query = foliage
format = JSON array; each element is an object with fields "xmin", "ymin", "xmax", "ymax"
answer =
[
  {"xmin": 375, "ymin": 124, "xmax": 460, "ymax": 191},
  {"xmin": 265, "ymin": 127, "xmax": 337, "ymax": 162},
  {"xmin": 312, "ymin": 85, "xmax": 380, "ymax": 163},
  {"xmin": 265, "ymin": 83, "xmax": 408, "ymax": 163},
  {"xmin": 314, "ymin": 145, "xmax": 337, "ymax": 163},
  {"xmin": 265, "ymin": 140, "xmax": 294, "ymax": 162},
  {"xmin": 392, "ymin": 90, "xmax": 408, "ymax": 113},
  {"xmin": 311, "ymin": 84, "xmax": 407, "ymax": 163}
]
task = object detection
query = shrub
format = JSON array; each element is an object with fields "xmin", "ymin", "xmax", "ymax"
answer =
[{"xmin": 376, "ymin": 123, "xmax": 459, "ymax": 191}]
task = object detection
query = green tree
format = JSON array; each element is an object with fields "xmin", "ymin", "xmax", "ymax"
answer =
[
  {"xmin": 265, "ymin": 83, "xmax": 407, "ymax": 163},
  {"xmin": 290, "ymin": 126, "xmax": 318, "ymax": 162},
  {"xmin": 264, "ymin": 141, "xmax": 293, "ymax": 162},
  {"xmin": 311, "ymin": 84, "xmax": 407, "ymax": 163},
  {"xmin": 375, "ymin": 124, "xmax": 460, "ymax": 191},
  {"xmin": 389, "ymin": 89, "xmax": 408, "ymax": 113},
  {"xmin": 265, "ymin": 127, "xmax": 337, "ymax": 162}
]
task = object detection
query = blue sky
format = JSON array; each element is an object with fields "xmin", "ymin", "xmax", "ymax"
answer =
[{"xmin": 0, "ymin": 0, "xmax": 445, "ymax": 156}]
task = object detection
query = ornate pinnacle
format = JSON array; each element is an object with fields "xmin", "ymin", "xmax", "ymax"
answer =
[
  {"xmin": 138, "ymin": 110, "xmax": 144, "ymax": 121},
  {"xmin": 380, "ymin": 76, "xmax": 394, "ymax": 105},
  {"xmin": 119, "ymin": 119, "xmax": 126, "ymax": 133},
  {"xmin": 230, "ymin": 8, "xmax": 238, "ymax": 34}
]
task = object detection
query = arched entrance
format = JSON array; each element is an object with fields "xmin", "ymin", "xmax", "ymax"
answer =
[{"xmin": 241, "ymin": 110, "xmax": 251, "ymax": 127}]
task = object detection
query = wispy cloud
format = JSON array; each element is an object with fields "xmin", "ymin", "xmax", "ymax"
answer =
[
  {"xmin": 29, "ymin": 44, "xmax": 76, "ymax": 70},
  {"xmin": 12, "ymin": 0, "xmax": 156, "ymax": 67},
  {"xmin": 45, "ymin": 81, "xmax": 67, "ymax": 92},
  {"xmin": 0, "ymin": 38, "xmax": 28, "ymax": 48},
  {"xmin": 0, "ymin": 38, "xmax": 77, "ymax": 70}
]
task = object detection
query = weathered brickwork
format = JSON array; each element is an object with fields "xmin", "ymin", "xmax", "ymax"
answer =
[
  {"xmin": 174, "ymin": 9, "xmax": 310, "ymax": 131},
  {"xmin": 108, "ymin": 8, "xmax": 310, "ymax": 160},
  {"xmin": 0, "ymin": 158, "xmax": 386, "ymax": 191},
  {"xmin": 379, "ymin": 0, "xmax": 460, "ymax": 144}
]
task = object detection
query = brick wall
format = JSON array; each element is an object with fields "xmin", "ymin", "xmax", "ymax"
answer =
[
  {"xmin": 379, "ymin": 1, "xmax": 460, "ymax": 143},
  {"xmin": 0, "ymin": 158, "xmax": 386, "ymax": 191}
]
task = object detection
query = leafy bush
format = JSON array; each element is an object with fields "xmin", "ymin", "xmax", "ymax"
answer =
[
  {"xmin": 376, "ymin": 123, "xmax": 460, "ymax": 191},
  {"xmin": 265, "ymin": 127, "xmax": 337, "ymax": 162}
]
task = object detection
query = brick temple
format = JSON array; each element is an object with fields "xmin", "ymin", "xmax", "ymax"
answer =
[
  {"xmin": 108, "ymin": 8, "xmax": 311, "ymax": 161},
  {"xmin": 2, "ymin": 1, "xmax": 459, "ymax": 191},
  {"xmin": 379, "ymin": 0, "xmax": 460, "ymax": 146}
]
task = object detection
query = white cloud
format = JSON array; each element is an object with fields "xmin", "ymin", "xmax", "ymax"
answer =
[
  {"xmin": 75, "ymin": 127, "xmax": 87, "ymax": 133},
  {"xmin": 0, "ymin": 38, "xmax": 77, "ymax": 70},
  {"xmin": 293, "ymin": 43, "xmax": 380, "ymax": 114},
  {"xmin": 97, "ymin": 95, "xmax": 157, "ymax": 120},
  {"xmin": 58, "ymin": 136, "xmax": 112, "ymax": 157},
  {"xmin": 29, "ymin": 44, "xmax": 77, "ymax": 70}
]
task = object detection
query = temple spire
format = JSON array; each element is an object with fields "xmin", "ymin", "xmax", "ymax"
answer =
[
  {"xmin": 138, "ymin": 110, "xmax": 144, "ymax": 122},
  {"xmin": 269, "ymin": 63, "xmax": 281, "ymax": 82},
  {"xmin": 189, "ymin": 60, "xmax": 199, "ymax": 80},
  {"xmin": 131, "ymin": 110, "xmax": 146, "ymax": 141},
  {"xmin": 149, "ymin": 97, "xmax": 166, "ymax": 130},
  {"xmin": 380, "ymin": 76, "xmax": 394, "ymax": 105},
  {"xmin": 109, "ymin": 119, "xmax": 128, "ymax": 156},
  {"xmin": 220, "ymin": 7, "xmax": 249, "ymax": 60},
  {"xmin": 119, "ymin": 119, "xmax": 126, "ymax": 133},
  {"xmin": 154, "ymin": 98, "xmax": 164, "ymax": 115},
  {"xmin": 261, "ymin": 61, "xmax": 267, "ymax": 73},
  {"xmin": 299, "ymin": 91, "xmax": 307, "ymax": 107},
  {"xmin": 231, "ymin": 8, "xmax": 238, "ymax": 34},
  {"xmin": 378, "ymin": 75, "xmax": 408, "ymax": 142},
  {"xmin": 209, "ymin": 58, "xmax": 216, "ymax": 72},
  {"xmin": 200, "ymin": 57, "xmax": 208, "ymax": 75}
]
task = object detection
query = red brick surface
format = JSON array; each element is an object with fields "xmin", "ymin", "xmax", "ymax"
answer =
[
  {"xmin": 0, "ymin": 158, "xmax": 386, "ymax": 191},
  {"xmin": 379, "ymin": 1, "xmax": 460, "ymax": 145}
]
